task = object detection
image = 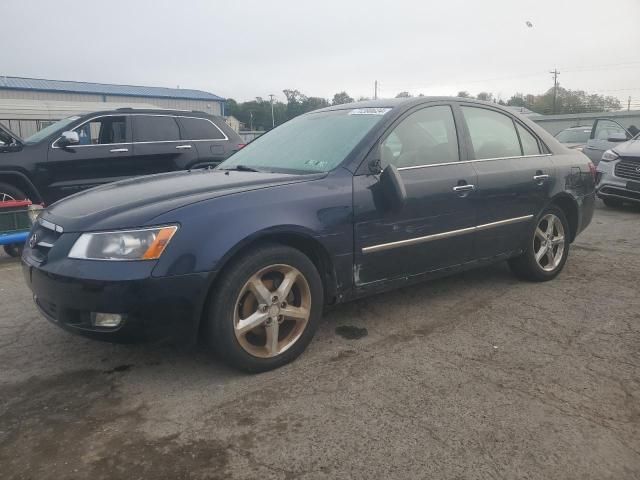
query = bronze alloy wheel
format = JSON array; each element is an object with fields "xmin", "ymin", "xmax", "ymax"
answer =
[
  {"xmin": 233, "ymin": 264, "xmax": 312, "ymax": 358},
  {"xmin": 533, "ymin": 213, "xmax": 565, "ymax": 272}
]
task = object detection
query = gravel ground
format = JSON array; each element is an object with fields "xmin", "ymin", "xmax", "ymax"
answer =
[{"xmin": 0, "ymin": 200, "xmax": 638, "ymax": 479}]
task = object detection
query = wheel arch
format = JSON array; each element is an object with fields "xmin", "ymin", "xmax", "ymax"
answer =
[
  {"xmin": 195, "ymin": 227, "xmax": 339, "ymax": 342},
  {"xmin": 0, "ymin": 171, "xmax": 42, "ymax": 203},
  {"xmin": 548, "ymin": 193, "xmax": 579, "ymax": 242}
]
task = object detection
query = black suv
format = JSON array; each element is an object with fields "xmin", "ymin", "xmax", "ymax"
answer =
[{"xmin": 0, "ymin": 109, "xmax": 244, "ymax": 205}]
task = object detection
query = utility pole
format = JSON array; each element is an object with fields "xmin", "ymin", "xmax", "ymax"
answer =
[
  {"xmin": 550, "ymin": 69, "xmax": 560, "ymax": 114},
  {"xmin": 249, "ymin": 111, "xmax": 254, "ymax": 131},
  {"xmin": 374, "ymin": 80, "xmax": 378, "ymax": 100},
  {"xmin": 628, "ymin": 96, "xmax": 631, "ymax": 111},
  {"xmin": 268, "ymin": 94, "xmax": 276, "ymax": 128}
]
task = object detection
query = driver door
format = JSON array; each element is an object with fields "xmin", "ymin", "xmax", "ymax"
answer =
[
  {"xmin": 353, "ymin": 104, "xmax": 477, "ymax": 287},
  {"xmin": 584, "ymin": 118, "xmax": 631, "ymax": 164}
]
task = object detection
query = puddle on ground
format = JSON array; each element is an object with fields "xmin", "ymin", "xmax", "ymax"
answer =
[{"xmin": 335, "ymin": 325, "xmax": 368, "ymax": 340}]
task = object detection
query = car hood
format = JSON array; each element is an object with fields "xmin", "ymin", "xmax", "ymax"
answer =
[
  {"xmin": 613, "ymin": 139, "xmax": 640, "ymax": 157},
  {"xmin": 42, "ymin": 169, "xmax": 326, "ymax": 232}
]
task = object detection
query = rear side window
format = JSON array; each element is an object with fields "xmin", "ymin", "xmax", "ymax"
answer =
[
  {"xmin": 516, "ymin": 123, "xmax": 541, "ymax": 155},
  {"xmin": 461, "ymin": 107, "xmax": 521, "ymax": 159},
  {"xmin": 179, "ymin": 117, "xmax": 226, "ymax": 140},
  {"xmin": 133, "ymin": 116, "xmax": 180, "ymax": 142}
]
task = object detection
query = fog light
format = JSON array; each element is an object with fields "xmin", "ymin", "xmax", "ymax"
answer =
[{"xmin": 92, "ymin": 312, "xmax": 123, "ymax": 328}]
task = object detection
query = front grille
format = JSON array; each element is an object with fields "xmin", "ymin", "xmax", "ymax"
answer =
[
  {"xmin": 615, "ymin": 158, "xmax": 640, "ymax": 181},
  {"xmin": 27, "ymin": 219, "xmax": 63, "ymax": 263},
  {"xmin": 599, "ymin": 186, "xmax": 640, "ymax": 202}
]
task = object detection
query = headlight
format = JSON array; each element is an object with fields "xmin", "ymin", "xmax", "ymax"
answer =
[
  {"xmin": 68, "ymin": 225, "xmax": 178, "ymax": 261},
  {"xmin": 601, "ymin": 150, "xmax": 619, "ymax": 162}
]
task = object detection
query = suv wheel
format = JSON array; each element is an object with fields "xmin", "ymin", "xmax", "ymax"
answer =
[
  {"xmin": 206, "ymin": 243, "xmax": 323, "ymax": 372},
  {"xmin": 0, "ymin": 182, "xmax": 28, "ymax": 202},
  {"xmin": 508, "ymin": 206, "xmax": 570, "ymax": 282}
]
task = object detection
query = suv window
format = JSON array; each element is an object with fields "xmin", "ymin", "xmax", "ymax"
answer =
[
  {"xmin": 516, "ymin": 123, "xmax": 541, "ymax": 155},
  {"xmin": 461, "ymin": 107, "xmax": 521, "ymax": 159},
  {"xmin": 381, "ymin": 105, "xmax": 459, "ymax": 168},
  {"xmin": 74, "ymin": 116, "xmax": 127, "ymax": 145},
  {"xmin": 179, "ymin": 117, "xmax": 226, "ymax": 140},
  {"xmin": 593, "ymin": 119, "xmax": 629, "ymax": 141},
  {"xmin": 133, "ymin": 115, "xmax": 180, "ymax": 142}
]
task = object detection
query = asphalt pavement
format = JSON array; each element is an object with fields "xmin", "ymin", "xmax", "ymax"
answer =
[{"xmin": 0, "ymin": 201, "xmax": 638, "ymax": 479}]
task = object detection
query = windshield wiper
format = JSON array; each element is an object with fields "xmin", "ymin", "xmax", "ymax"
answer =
[{"xmin": 220, "ymin": 165, "xmax": 262, "ymax": 172}]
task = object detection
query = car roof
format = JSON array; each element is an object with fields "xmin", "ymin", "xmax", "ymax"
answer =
[{"xmin": 313, "ymin": 96, "xmax": 524, "ymax": 114}]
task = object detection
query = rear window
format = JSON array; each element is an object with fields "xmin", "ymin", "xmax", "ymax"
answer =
[
  {"xmin": 179, "ymin": 117, "xmax": 226, "ymax": 140},
  {"xmin": 133, "ymin": 116, "xmax": 180, "ymax": 142}
]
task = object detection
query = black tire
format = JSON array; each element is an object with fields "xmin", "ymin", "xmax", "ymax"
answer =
[
  {"xmin": 206, "ymin": 243, "xmax": 324, "ymax": 373},
  {"xmin": 3, "ymin": 244, "xmax": 23, "ymax": 258},
  {"xmin": 603, "ymin": 198, "xmax": 623, "ymax": 208},
  {"xmin": 508, "ymin": 205, "xmax": 570, "ymax": 282},
  {"xmin": 0, "ymin": 182, "xmax": 28, "ymax": 202}
]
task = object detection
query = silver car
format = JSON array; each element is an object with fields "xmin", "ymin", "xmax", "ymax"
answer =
[
  {"xmin": 596, "ymin": 135, "xmax": 640, "ymax": 207},
  {"xmin": 583, "ymin": 118, "xmax": 634, "ymax": 165}
]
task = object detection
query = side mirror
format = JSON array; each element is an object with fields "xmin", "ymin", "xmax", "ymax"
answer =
[
  {"xmin": 58, "ymin": 131, "xmax": 79, "ymax": 146},
  {"xmin": 607, "ymin": 132, "xmax": 628, "ymax": 142},
  {"xmin": 379, "ymin": 164, "xmax": 407, "ymax": 209}
]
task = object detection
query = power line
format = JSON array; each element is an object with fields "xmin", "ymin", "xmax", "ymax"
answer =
[{"xmin": 550, "ymin": 69, "xmax": 560, "ymax": 114}]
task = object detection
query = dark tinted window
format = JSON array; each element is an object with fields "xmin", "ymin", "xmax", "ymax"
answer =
[
  {"xmin": 133, "ymin": 115, "xmax": 180, "ymax": 142},
  {"xmin": 74, "ymin": 116, "xmax": 127, "ymax": 145},
  {"xmin": 516, "ymin": 123, "xmax": 541, "ymax": 155},
  {"xmin": 461, "ymin": 107, "xmax": 521, "ymax": 159},
  {"xmin": 381, "ymin": 105, "xmax": 459, "ymax": 168},
  {"xmin": 179, "ymin": 117, "xmax": 226, "ymax": 140}
]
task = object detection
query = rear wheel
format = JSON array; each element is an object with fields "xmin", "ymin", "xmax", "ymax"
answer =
[
  {"xmin": 603, "ymin": 198, "xmax": 623, "ymax": 208},
  {"xmin": 3, "ymin": 244, "xmax": 23, "ymax": 258},
  {"xmin": 206, "ymin": 244, "xmax": 323, "ymax": 372},
  {"xmin": 508, "ymin": 206, "xmax": 570, "ymax": 282}
]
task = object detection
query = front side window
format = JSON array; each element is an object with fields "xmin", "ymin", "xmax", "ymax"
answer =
[
  {"xmin": 381, "ymin": 105, "xmax": 459, "ymax": 168},
  {"xmin": 179, "ymin": 117, "xmax": 225, "ymax": 140},
  {"xmin": 516, "ymin": 123, "xmax": 541, "ymax": 155},
  {"xmin": 75, "ymin": 116, "xmax": 127, "ymax": 145},
  {"xmin": 593, "ymin": 120, "xmax": 629, "ymax": 141},
  {"xmin": 461, "ymin": 107, "xmax": 521, "ymax": 159},
  {"xmin": 219, "ymin": 108, "xmax": 389, "ymax": 173},
  {"xmin": 133, "ymin": 116, "xmax": 180, "ymax": 142}
]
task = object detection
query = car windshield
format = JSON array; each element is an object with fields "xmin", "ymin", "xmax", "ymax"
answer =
[
  {"xmin": 218, "ymin": 108, "xmax": 391, "ymax": 173},
  {"xmin": 555, "ymin": 128, "xmax": 591, "ymax": 144},
  {"xmin": 23, "ymin": 116, "xmax": 81, "ymax": 145}
]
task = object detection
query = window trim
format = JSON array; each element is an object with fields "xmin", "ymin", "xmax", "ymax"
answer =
[
  {"xmin": 51, "ymin": 113, "xmax": 228, "ymax": 149},
  {"xmin": 396, "ymin": 153, "xmax": 552, "ymax": 171}
]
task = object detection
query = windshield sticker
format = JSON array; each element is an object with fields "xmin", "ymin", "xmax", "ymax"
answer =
[{"xmin": 348, "ymin": 108, "xmax": 392, "ymax": 116}]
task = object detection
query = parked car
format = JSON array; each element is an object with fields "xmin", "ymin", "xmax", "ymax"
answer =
[
  {"xmin": 582, "ymin": 118, "xmax": 633, "ymax": 165},
  {"xmin": 0, "ymin": 109, "xmax": 244, "ymax": 205},
  {"xmin": 554, "ymin": 125, "xmax": 592, "ymax": 150},
  {"xmin": 595, "ymin": 135, "xmax": 640, "ymax": 207},
  {"xmin": 22, "ymin": 98, "xmax": 596, "ymax": 372}
]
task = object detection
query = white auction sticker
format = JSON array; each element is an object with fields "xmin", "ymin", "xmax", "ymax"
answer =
[{"xmin": 348, "ymin": 108, "xmax": 392, "ymax": 116}]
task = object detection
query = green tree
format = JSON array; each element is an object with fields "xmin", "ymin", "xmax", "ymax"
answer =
[
  {"xmin": 476, "ymin": 92, "xmax": 494, "ymax": 102},
  {"xmin": 332, "ymin": 91, "xmax": 354, "ymax": 105},
  {"xmin": 395, "ymin": 91, "xmax": 411, "ymax": 98},
  {"xmin": 456, "ymin": 91, "xmax": 472, "ymax": 98}
]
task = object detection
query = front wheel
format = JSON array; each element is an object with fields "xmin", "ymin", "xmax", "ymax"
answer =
[
  {"xmin": 508, "ymin": 206, "xmax": 570, "ymax": 282},
  {"xmin": 206, "ymin": 244, "xmax": 324, "ymax": 372},
  {"xmin": 3, "ymin": 244, "xmax": 23, "ymax": 258}
]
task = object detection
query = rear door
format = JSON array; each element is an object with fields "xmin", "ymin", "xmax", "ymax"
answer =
[
  {"xmin": 353, "ymin": 103, "xmax": 478, "ymax": 286},
  {"xmin": 459, "ymin": 105, "xmax": 553, "ymax": 259},
  {"xmin": 130, "ymin": 115, "xmax": 198, "ymax": 174},
  {"xmin": 176, "ymin": 116, "xmax": 231, "ymax": 168},
  {"xmin": 45, "ymin": 115, "xmax": 132, "ymax": 202},
  {"xmin": 584, "ymin": 118, "xmax": 631, "ymax": 164}
]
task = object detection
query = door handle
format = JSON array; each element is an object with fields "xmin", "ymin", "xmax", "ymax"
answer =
[
  {"xmin": 175, "ymin": 145, "xmax": 192, "ymax": 150},
  {"xmin": 452, "ymin": 184, "xmax": 476, "ymax": 192},
  {"xmin": 533, "ymin": 174, "xmax": 550, "ymax": 182},
  {"xmin": 109, "ymin": 148, "xmax": 129, "ymax": 153}
]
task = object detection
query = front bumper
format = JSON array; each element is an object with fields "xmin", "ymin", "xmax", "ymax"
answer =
[
  {"xmin": 596, "ymin": 161, "xmax": 640, "ymax": 204},
  {"xmin": 22, "ymin": 260, "xmax": 212, "ymax": 344}
]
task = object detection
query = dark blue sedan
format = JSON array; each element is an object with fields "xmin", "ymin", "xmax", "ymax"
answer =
[{"xmin": 22, "ymin": 98, "xmax": 596, "ymax": 372}]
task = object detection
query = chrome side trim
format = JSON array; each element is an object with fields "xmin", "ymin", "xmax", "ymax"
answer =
[
  {"xmin": 362, "ymin": 215, "xmax": 534, "ymax": 254},
  {"xmin": 396, "ymin": 154, "xmax": 552, "ymax": 171}
]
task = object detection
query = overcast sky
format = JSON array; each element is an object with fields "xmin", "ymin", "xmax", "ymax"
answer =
[{"xmin": 4, "ymin": 0, "xmax": 640, "ymax": 105}]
